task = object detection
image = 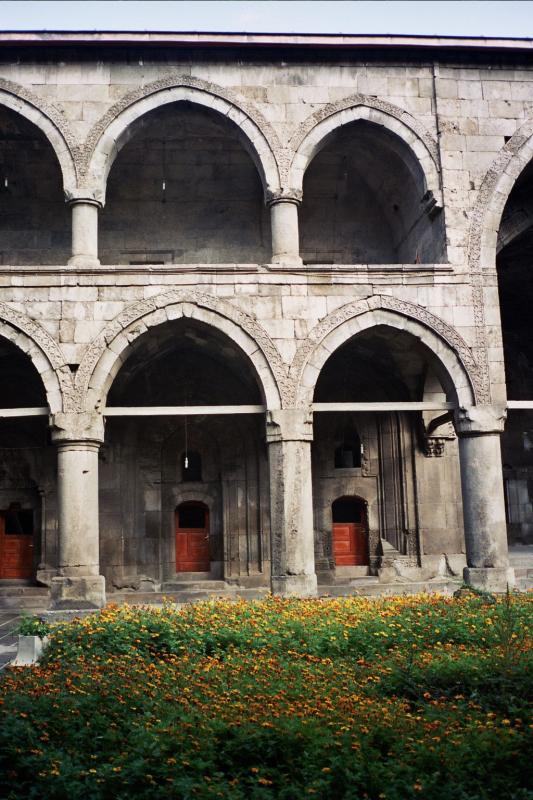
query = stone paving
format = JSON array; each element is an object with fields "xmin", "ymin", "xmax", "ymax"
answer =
[{"xmin": 0, "ymin": 612, "xmax": 21, "ymax": 670}]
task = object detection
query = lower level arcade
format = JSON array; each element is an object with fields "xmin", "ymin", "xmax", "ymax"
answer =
[{"xmin": 0, "ymin": 309, "xmax": 520, "ymax": 606}]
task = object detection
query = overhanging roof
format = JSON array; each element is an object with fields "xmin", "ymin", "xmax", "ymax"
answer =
[{"xmin": 0, "ymin": 31, "xmax": 532, "ymax": 53}]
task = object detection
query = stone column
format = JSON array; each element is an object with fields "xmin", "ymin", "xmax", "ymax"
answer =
[
  {"xmin": 266, "ymin": 409, "xmax": 317, "ymax": 596},
  {"xmin": 455, "ymin": 405, "xmax": 515, "ymax": 592},
  {"xmin": 267, "ymin": 190, "xmax": 303, "ymax": 266},
  {"xmin": 67, "ymin": 194, "xmax": 101, "ymax": 267},
  {"xmin": 49, "ymin": 412, "xmax": 106, "ymax": 608}
]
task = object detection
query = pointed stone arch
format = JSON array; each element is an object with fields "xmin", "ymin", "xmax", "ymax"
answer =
[
  {"xmin": 75, "ymin": 290, "xmax": 290, "ymax": 411},
  {"xmin": 290, "ymin": 295, "xmax": 479, "ymax": 407},
  {"xmin": 466, "ymin": 119, "xmax": 533, "ymax": 405},
  {"xmin": 286, "ymin": 94, "xmax": 442, "ymax": 206},
  {"xmin": 81, "ymin": 74, "xmax": 282, "ymax": 201},
  {"xmin": 0, "ymin": 77, "xmax": 78, "ymax": 193},
  {"xmin": 468, "ymin": 119, "xmax": 533, "ymax": 274},
  {"xmin": 0, "ymin": 302, "xmax": 74, "ymax": 413}
]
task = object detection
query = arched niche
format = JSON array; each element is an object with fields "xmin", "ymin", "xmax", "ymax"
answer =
[
  {"xmin": 0, "ymin": 105, "xmax": 70, "ymax": 265},
  {"xmin": 106, "ymin": 317, "xmax": 264, "ymax": 408},
  {"xmin": 310, "ymin": 320, "xmax": 467, "ymax": 569},
  {"xmin": 299, "ymin": 120, "xmax": 445, "ymax": 265},
  {"xmin": 98, "ymin": 319, "xmax": 271, "ymax": 588},
  {"xmin": 98, "ymin": 102, "xmax": 271, "ymax": 265}
]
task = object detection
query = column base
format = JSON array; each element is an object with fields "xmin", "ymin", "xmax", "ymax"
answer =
[
  {"xmin": 67, "ymin": 255, "xmax": 101, "ymax": 267},
  {"xmin": 269, "ymin": 256, "xmax": 304, "ymax": 267},
  {"xmin": 271, "ymin": 574, "xmax": 317, "ymax": 597},
  {"xmin": 463, "ymin": 567, "xmax": 516, "ymax": 593},
  {"xmin": 50, "ymin": 575, "xmax": 106, "ymax": 610}
]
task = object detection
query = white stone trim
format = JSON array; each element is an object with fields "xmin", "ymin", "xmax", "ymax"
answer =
[
  {"xmin": 0, "ymin": 79, "xmax": 78, "ymax": 194},
  {"xmin": 287, "ymin": 95, "xmax": 442, "ymax": 205},
  {"xmin": 82, "ymin": 75, "xmax": 281, "ymax": 201},
  {"xmin": 76, "ymin": 290, "xmax": 288, "ymax": 412},
  {"xmin": 0, "ymin": 309, "xmax": 73, "ymax": 413},
  {"xmin": 291, "ymin": 296, "xmax": 478, "ymax": 408}
]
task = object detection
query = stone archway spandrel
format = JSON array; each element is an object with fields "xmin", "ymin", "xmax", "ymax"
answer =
[
  {"xmin": 75, "ymin": 290, "xmax": 293, "ymax": 411},
  {"xmin": 0, "ymin": 77, "xmax": 80, "ymax": 189},
  {"xmin": 0, "ymin": 301, "xmax": 75, "ymax": 413},
  {"xmin": 285, "ymin": 93, "xmax": 441, "ymax": 191},
  {"xmin": 290, "ymin": 295, "xmax": 482, "ymax": 406},
  {"xmin": 79, "ymin": 73, "xmax": 282, "ymax": 193}
]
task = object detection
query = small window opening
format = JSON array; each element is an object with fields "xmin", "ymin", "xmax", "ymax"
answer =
[
  {"xmin": 182, "ymin": 451, "xmax": 202, "ymax": 482},
  {"xmin": 178, "ymin": 504, "xmax": 206, "ymax": 529},
  {"xmin": 4, "ymin": 503, "xmax": 33, "ymax": 535},
  {"xmin": 334, "ymin": 428, "xmax": 362, "ymax": 469}
]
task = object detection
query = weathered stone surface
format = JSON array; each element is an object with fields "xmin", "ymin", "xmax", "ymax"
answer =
[{"xmin": 0, "ymin": 32, "xmax": 531, "ymax": 605}]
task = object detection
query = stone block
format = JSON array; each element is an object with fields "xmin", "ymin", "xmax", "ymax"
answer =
[
  {"xmin": 271, "ymin": 574, "xmax": 317, "ymax": 597},
  {"xmin": 11, "ymin": 635, "xmax": 45, "ymax": 666},
  {"xmin": 463, "ymin": 567, "xmax": 516, "ymax": 593},
  {"xmin": 50, "ymin": 576, "xmax": 106, "ymax": 609}
]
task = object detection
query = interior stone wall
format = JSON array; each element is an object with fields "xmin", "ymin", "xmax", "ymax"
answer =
[
  {"xmin": 99, "ymin": 104, "xmax": 271, "ymax": 265},
  {"xmin": 99, "ymin": 415, "xmax": 270, "ymax": 589}
]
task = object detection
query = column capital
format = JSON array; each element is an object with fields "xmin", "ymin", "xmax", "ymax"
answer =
[
  {"xmin": 454, "ymin": 405, "xmax": 506, "ymax": 436},
  {"xmin": 50, "ymin": 411, "xmax": 105, "ymax": 445},
  {"xmin": 266, "ymin": 408, "xmax": 313, "ymax": 443},
  {"xmin": 266, "ymin": 188, "xmax": 302, "ymax": 207},
  {"xmin": 64, "ymin": 189, "xmax": 104, "ymax": 209}
]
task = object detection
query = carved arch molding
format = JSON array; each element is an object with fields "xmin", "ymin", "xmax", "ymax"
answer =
[
  {"xmin": 0, "ymin": 300, "xmax": 74, "ymax": 413},
  {"xmin": 467, "ymin": 117, "xmax": 533, "ymax": 404},
  {"xmin": 0, "ymin": 292, "xmax": 480, "ymax": 412},
  {"xmin": 0, "ymin": 74, "xmax": 441, "ymax": 198}
]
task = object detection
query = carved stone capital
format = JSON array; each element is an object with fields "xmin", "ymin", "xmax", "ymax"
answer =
[
  {"xmin": 266, "ymin": 408, "xmax": 313, "ymax": 443},
  {"xmin": 266, "ymin": 188, "xmax": 303, "ymax": 207},
  {"xmin": 424, "ymin": 437, "xmax": 446, "ymax": 457},
  {"xmin": 454, "ymin": 405, "xmax": 507, "ymax": 436},
  {"xmin": 50, "ymin": 412, "xmax": 105, "ymax": 445},
  {"xmin": 64, "ymin": 189, "xmax": 104, "ymax": 208}
]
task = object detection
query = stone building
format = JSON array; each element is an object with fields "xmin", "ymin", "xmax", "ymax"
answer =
[{"xmin": 0, "ymin": 31, "xmax": 531, "ymax": 607}]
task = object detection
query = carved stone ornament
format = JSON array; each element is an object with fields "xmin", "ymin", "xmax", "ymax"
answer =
[
  {"xmin": 424, "ymin": 437, "xmax": 447, "ymax": 457},
  {"xmin": 50, "ymin": 411, "xmax": 105, "ymax": 445},
  {"xmin": 466, "ymin": 119, "xmax": 533, "ymax": 405},
  {"xmin": 0, "ymin": 77, "xmax": 81, "ymax": 182},
  {"xmin": 289, "ymin": 294, "xmax": 481, "ymax": 406},
  {"xmin": 265, "ymin": 188, "xmax": 303, "ymax": 206},
  {"xmin": 0, "ymin": 302, "xmax": 76, "ymax": 412},
  {"xmin": 423, "ymin": 418, "xmax": 456, "ymax": 458},
  {"xmin": 286, "ymin": 92, "xmax": 441, "ymax": 187},
  {"xmin": 79, "ymin": 73, "xmax": 282, "ymax": 186},
  {"xmin": 76, "ymin": 289, "xmax": 294, "ymax": 411}
]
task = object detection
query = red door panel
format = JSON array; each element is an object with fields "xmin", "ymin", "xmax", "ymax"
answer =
[
  {"xmin": 175, "ymin": 506, "xmax": 210, "ymax": 572},
  {"xmin": 333, "ymin": 522, "xmax": 368, "ymax": 566},
  {"xmin": 0, "ymin": 514, "xmax": 34, "ymax": 579}
]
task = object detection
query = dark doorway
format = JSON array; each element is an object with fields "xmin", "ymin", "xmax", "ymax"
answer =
[
  {"xmin": 332, "ymin": 497, "xmax": 368, "ymax": 566},
  {"xmin": 175, "ymin": 501, "xmax": 210, "ymax": 572}
]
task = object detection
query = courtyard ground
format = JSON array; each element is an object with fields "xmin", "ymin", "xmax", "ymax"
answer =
[{"xmin": 0, "ymin": 593, "xmax": 532, "ymax": 800}]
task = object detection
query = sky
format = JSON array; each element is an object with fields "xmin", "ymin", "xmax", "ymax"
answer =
[{"xmin": 0, "ymin": 0, "xmax": 532, "ymax": 38}]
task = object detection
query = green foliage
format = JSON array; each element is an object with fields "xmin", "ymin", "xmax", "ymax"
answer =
[{"xmin": 2, "ymin": 593, "xmax": 532, "ymax": 799}]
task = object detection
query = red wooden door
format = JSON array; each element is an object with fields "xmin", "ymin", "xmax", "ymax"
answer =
[
  {"xmin": 0, "ymin": 511, "xmax": 34, "ymax": 579},
  {"xmin": 332, "ymin": 522, "xmax": 367, "ymax": 566},
  {"xmin": 175, "ymin": 504, "xmax": 210, "ymax": 572}
]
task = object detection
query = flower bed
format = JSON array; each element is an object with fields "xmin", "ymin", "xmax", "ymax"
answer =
[{"xmin": 1, "ymin": 593, "xmax": 532, "ymax": 799}]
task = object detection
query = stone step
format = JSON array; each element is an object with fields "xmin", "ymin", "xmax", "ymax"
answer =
[
  {"xmin": 0, "ymin": 595, "xmax": 49, "ymax": 611},
  {"xmin": 111, "ymin": 586, "xmax": 271, "ymax": 607},
  {"xmin": 161, "ymin": 580, "xmax": 229, "ymax": 592},
  {"xmin": 0, "ymin": 586, "xmax": 49, "ymax": 597},
  {"xmin": 318, "ymin": 578, "xmax": 462, "ymax": 598}
]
